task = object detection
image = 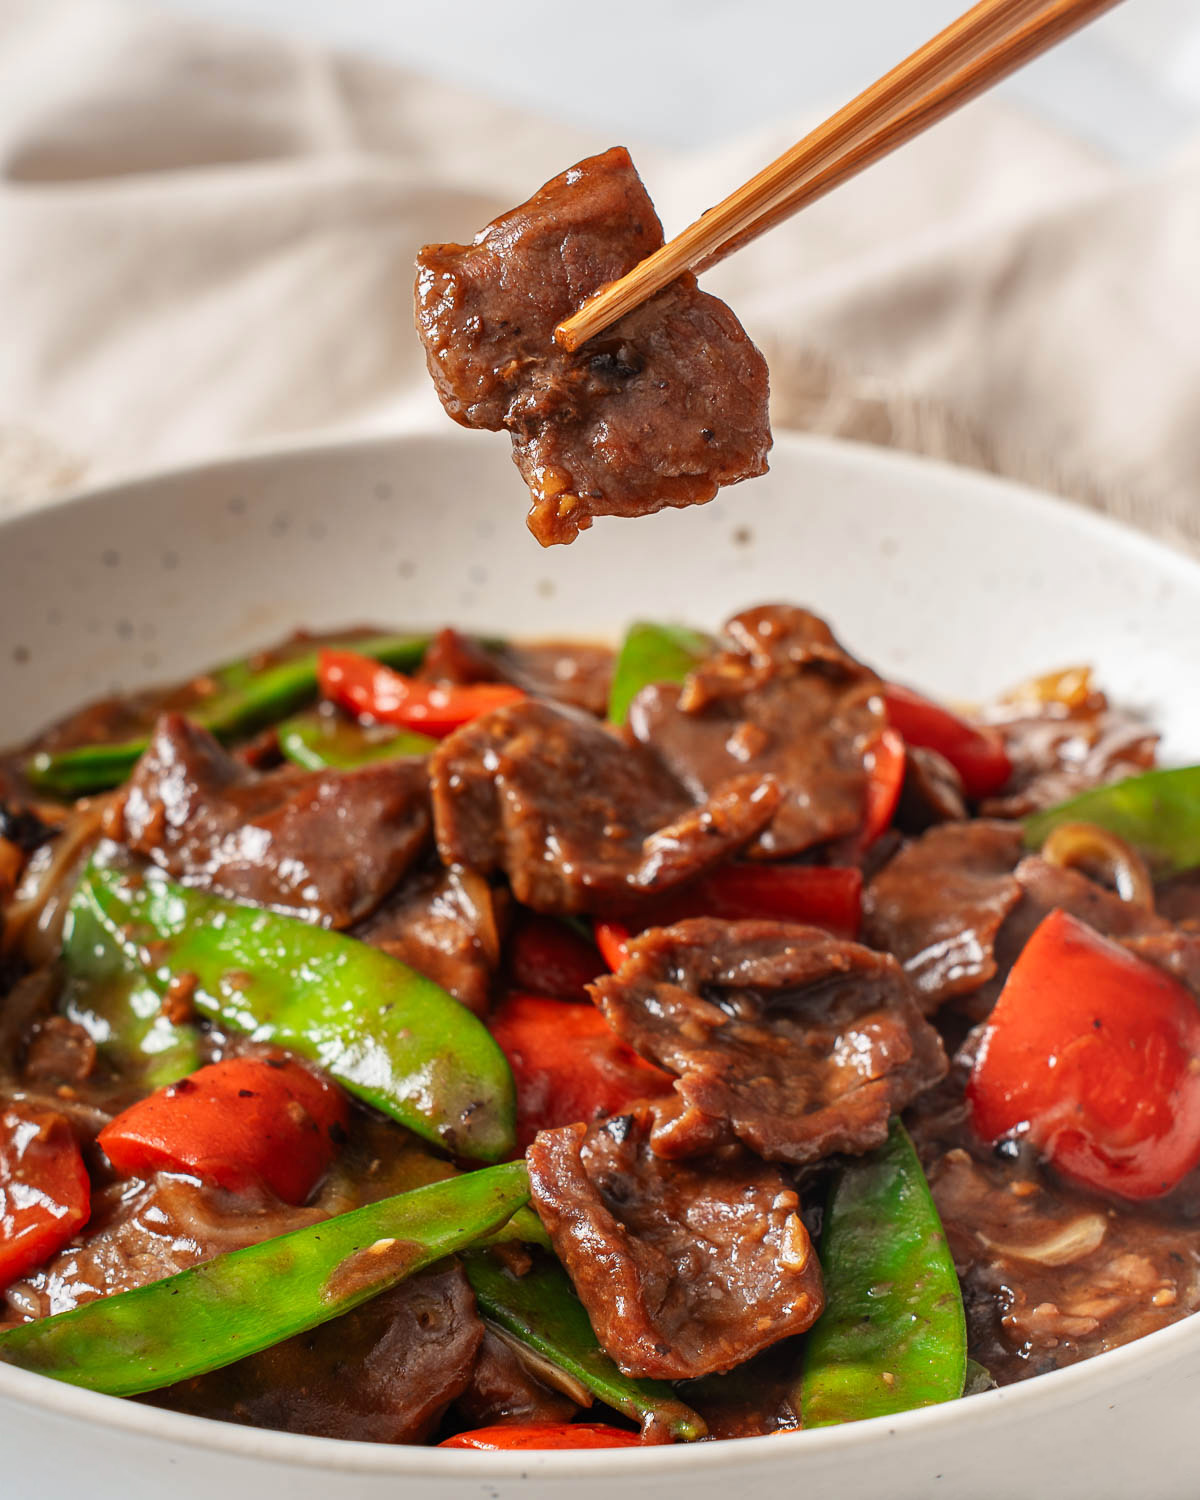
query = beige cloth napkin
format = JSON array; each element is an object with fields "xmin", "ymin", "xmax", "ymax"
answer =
[{"xmin": 0, "ymin": 0, "xmax": 1197, "ymax": 552}]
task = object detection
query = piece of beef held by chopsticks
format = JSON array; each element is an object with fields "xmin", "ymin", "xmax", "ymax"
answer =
[{"xmin": 414, "ymin": 147, "xmax": 771, "ymax": 546}]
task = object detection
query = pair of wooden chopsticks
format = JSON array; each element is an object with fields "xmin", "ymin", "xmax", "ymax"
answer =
[{"xmin": 556, "ymin": 0, "xmax": 1123, "ymax": 352}]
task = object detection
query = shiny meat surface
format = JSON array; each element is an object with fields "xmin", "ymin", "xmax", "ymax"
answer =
[
  {"xmin": 354, "ymin": 863, "xmax": 502, "ymax": 1014},
  {"xmin": 1157, "ymin": 870, "xmax": 1200, "ymax": 929},
  {"xmin": 863, "ymin": 821, "xmax": 1025, "ymax": 1013},
  {"xmin": 628, "ymin": 606, "xmax": 883, "ymax": 857},
  {"xmin": 895, "ymin": 746, "xmax": 968, "ymax": 832},
  {"xmin": 414, "ymin": 148, "xmax": 771, "ymax": 545},
  {"xmin": 430, "ymin": 699, "xmax": 778, "ymax": 913},
  {"xmin": 116, "ymin": 714, "xmax": 430, "ymax": 927},
  {"xmin": 528, "ymin": 1105, "xmax": 823, "ymax": 1380},
  {"xmin": 150, "ymin": 1264, "xmax": 482, "ymax": 1442},
  {"xmin": 999, "ymin": 856, "xmax": 1200, "ymax": 996},
  {"xmin": 21, "ymin": 1015, "xmax": 97, "ymax": 1086},
  {"xmin": 979, "ymin": 695, "xmax": 1157, "ymax": 818},
  {"xmin": 592, "ymin": 918, "xmax": 946, "ymax": 1164},
  {"xmin": 679, "ymin": 1346, "xmax": 801, "ymax": 1439},
  {"xmin": 495, "ymin": 641, "xmax": 615, "ymax": 718}
]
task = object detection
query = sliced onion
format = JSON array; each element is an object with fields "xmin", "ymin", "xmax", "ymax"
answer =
[
  {"xmin": 1042, "ymin": 820, "xmax": 1155, "ymax": 909},
  {"xmin": 453, "ymin": 867, "xmax": 502, "ymax": 968},
  {"xmin": 485, "ymin": 1321, "xmax": 594, "ymax": 1408},
  {"xmin": 979, "ymin": 1213, "xmax": 1107, "ymax": 1267},
  {"xmin": 2, "ymin": 798, "xmax": 111, "ymax": 962},
  {"xmin": 998, "ymin": 666, "xmax": 1097, "ymax": 713}
]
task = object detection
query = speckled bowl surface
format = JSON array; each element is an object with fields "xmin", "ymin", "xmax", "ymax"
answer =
[{"xmin": 2, "ymin": 429, "xmax": 1200, "ymax": 1500}]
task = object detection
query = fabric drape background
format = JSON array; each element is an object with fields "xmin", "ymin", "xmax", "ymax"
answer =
[{"xmin": 0, "ymin": 0, "xmax": 1196, "ymax": 550}]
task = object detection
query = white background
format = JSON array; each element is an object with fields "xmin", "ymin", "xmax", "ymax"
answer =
[{"xmin": 148, "ymin": 0, "xmax": 1200, "ymax": 163}]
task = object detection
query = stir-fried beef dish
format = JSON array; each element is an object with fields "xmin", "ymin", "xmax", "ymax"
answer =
[
  {"xmin": 414, "ymin": 148, "xmax": 771, "ymax": 546},
  {"xmin": 2, "ymin": 604, "xmax": 1199, "ymax": 1452}
]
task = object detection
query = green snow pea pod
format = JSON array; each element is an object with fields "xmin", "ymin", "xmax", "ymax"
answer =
[
  {"xmin": 464, "ymin": 1250, "xmax": 706, "ymax": 1441},
  {"xmin": 276, "ymin": 708, "xmax": 436, "ymax": 770},
  {"xmin": 1023, "ymin": 765, "xmax": 1200, "ymax": 874},
  {"xmin": 79, "ymin": 856, "xmax": 516, "ymax": 1161},
  {"xmin": 606, "ymin": 621, "xmax": 712, "ymax": 724},
  {"xmin": 26, "ymin": 632, "xmax": 431, "ymax": 797},
  {"xmin": 336, "ymin": 1137, "xmax": 548, "ymax": 1250},
  {"xmin": 0, "ymin": 1162, "xmax": 529, "ymax": 1396},
  {"xmin": 799, "ymin": 1118, "xmax": 966, "ymax": 1427},
  {"xmin": 59, "ymin": 876, "xmax": 201, "ymax": 1090},
  {"xmin": 24, "ymin": 742, "xmax": 145, "ymax": 800}
]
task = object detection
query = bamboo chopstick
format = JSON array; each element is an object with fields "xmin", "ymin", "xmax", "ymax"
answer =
[{"xmin": 555, "ymin": 0, "xmax": 1123, "ymax": 352}]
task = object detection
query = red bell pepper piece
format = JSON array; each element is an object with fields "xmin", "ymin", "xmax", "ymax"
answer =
[
  {"xmin": 318, "ymin": 649, "xmax": 525, "ymax": 739},
  {"xmin": 440, "ymin": 1423, "xmax": 641, "ymax": 1450},
  {"xmin": 595, "ymin": 920, "xmax": 633, "ymax": 972},
  {"xmin": 98, "ymin": 1056, "xmax": 350, "ymax": 1206},
  {"xmin": 594, "ymin": 862, "xmax": 864, "ymax": 970},
  {"xmin": 0, "ymin": 1105, "xmax": 91, "ymax": 1289},
  {"xmin": 506, "ymin": 913, "xmax": 606, "ymax": 1002},
  {"xmin": 882, "ymin": 684, "xmax": 1011, "ymax": 800},
  {"xmin": 488, "ymin": 993, "xmax": 673, "ymax": 1151},
  {"xmin": 661, "ymin": 863, "xmax": 862, "ymax": 932},
  {"xmin": 968, "ymin": 909, "xmax": 1200, "ymax": 1200},
  {"xmin": 861, "ymin": 725, "xmax": 907, "ymax": 845}
]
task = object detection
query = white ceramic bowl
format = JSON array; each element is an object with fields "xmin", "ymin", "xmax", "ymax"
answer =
[{"xmin": 3, "ymin": 431, "xmax": 1200, "ymax": 1500}]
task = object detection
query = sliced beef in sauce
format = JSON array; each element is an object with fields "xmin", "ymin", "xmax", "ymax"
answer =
[
  {"xmin": 592, "ymin": 918, "xmax": 946, "ymax": 1164},
  {"xmin": 996, "ymin": 856, "xmax": 1200, "ymax": 996},
  {"xmin": 1157, "ymin": 870, "xmax": 1200, "ymax": 930},
  {"xmin": 0, "ymin": 968, "xmax": 58, "ymax": 1072},
  {"xmin": 20, "ymin": 1015, "xmax": 97, "ymax": 1087},
  {"xmin": 680, "ymin": 1345, "xmax": 802, "ymax": 1439},
  {"xmin": 2, "ymin": 1099, "xmax": 456, "ymax": 1327},
  {"xmin": 866, "ymin": 833, "xmax": 1200, "ymax": 1026},
  {"xmin": 926, "ymin": 1144, "xmax": 1200, "ymax": 1386},
  {"xmin": 863, "ymin": 822, "xmax": 1024, "ymax": 1013},
  {"xmin": 527, "ymin": 1104, "xmax": 823, "ymax": 1380},
  {"xmin": 4, "ymin": 1173, "xmax": 324, "ymax": 1322},
  {"xmin": 430, "ymin": 699, "xmax": 778, "ymax": 914},
  {"xmin": 150, "ymin": 1263, "xmax": 482, "ymax": 1442},
  {"xmin": 115, "ymin": 714, "xmax": 430, "ymax": 927},
  {"xmin": 496, "ymin": 642, "xmax": 615, "ymax": 718},
  {"xmin": 1002, "ymin": 855, "xmax": 1166, "ymax": 949},
  {"xmin": 979, "ymin": 694, "xmax": 1157, "ymax": 819},
  {"xmin": 355, "ymin": 864, "xmax": 502, "ymax": 1014},
  {"xmin": 416, "ymin": 628, "xmax": 501, "ymax": 687},
  {"xmin": 895, "ymin": 746, "xmax": 968, "ymax": 833},
  {"xmin": 420, "ymin": 628, "xmax": 614, "ymax": 718},
  {"xmin": 628, "ymin": 606, "xmax": 883, "ymax": 858},
  {"xmin": 415, "ymin": 147, "xmax": 770, "ymax": 546},
  {"xmin": 453, "ymin": 1327, "xmax": 579, "ymax": 1429}
]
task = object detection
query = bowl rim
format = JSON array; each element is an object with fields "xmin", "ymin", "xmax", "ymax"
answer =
[
  {"xmin": 5, "ymin": 422, "xmax": 1200, "ymax": 600},
  {"xmin": 2, "ymin": 427, "xmax": 1199, "ymax": 1476},
  {"xmin": 1, "ymin": 1292, "xmax": 1197, "ymax": 1477}
]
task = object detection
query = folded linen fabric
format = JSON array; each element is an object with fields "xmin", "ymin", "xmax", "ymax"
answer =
[{"xmin": 0, "ymin": 0, "xmax": 1196, "ymax": 551}]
